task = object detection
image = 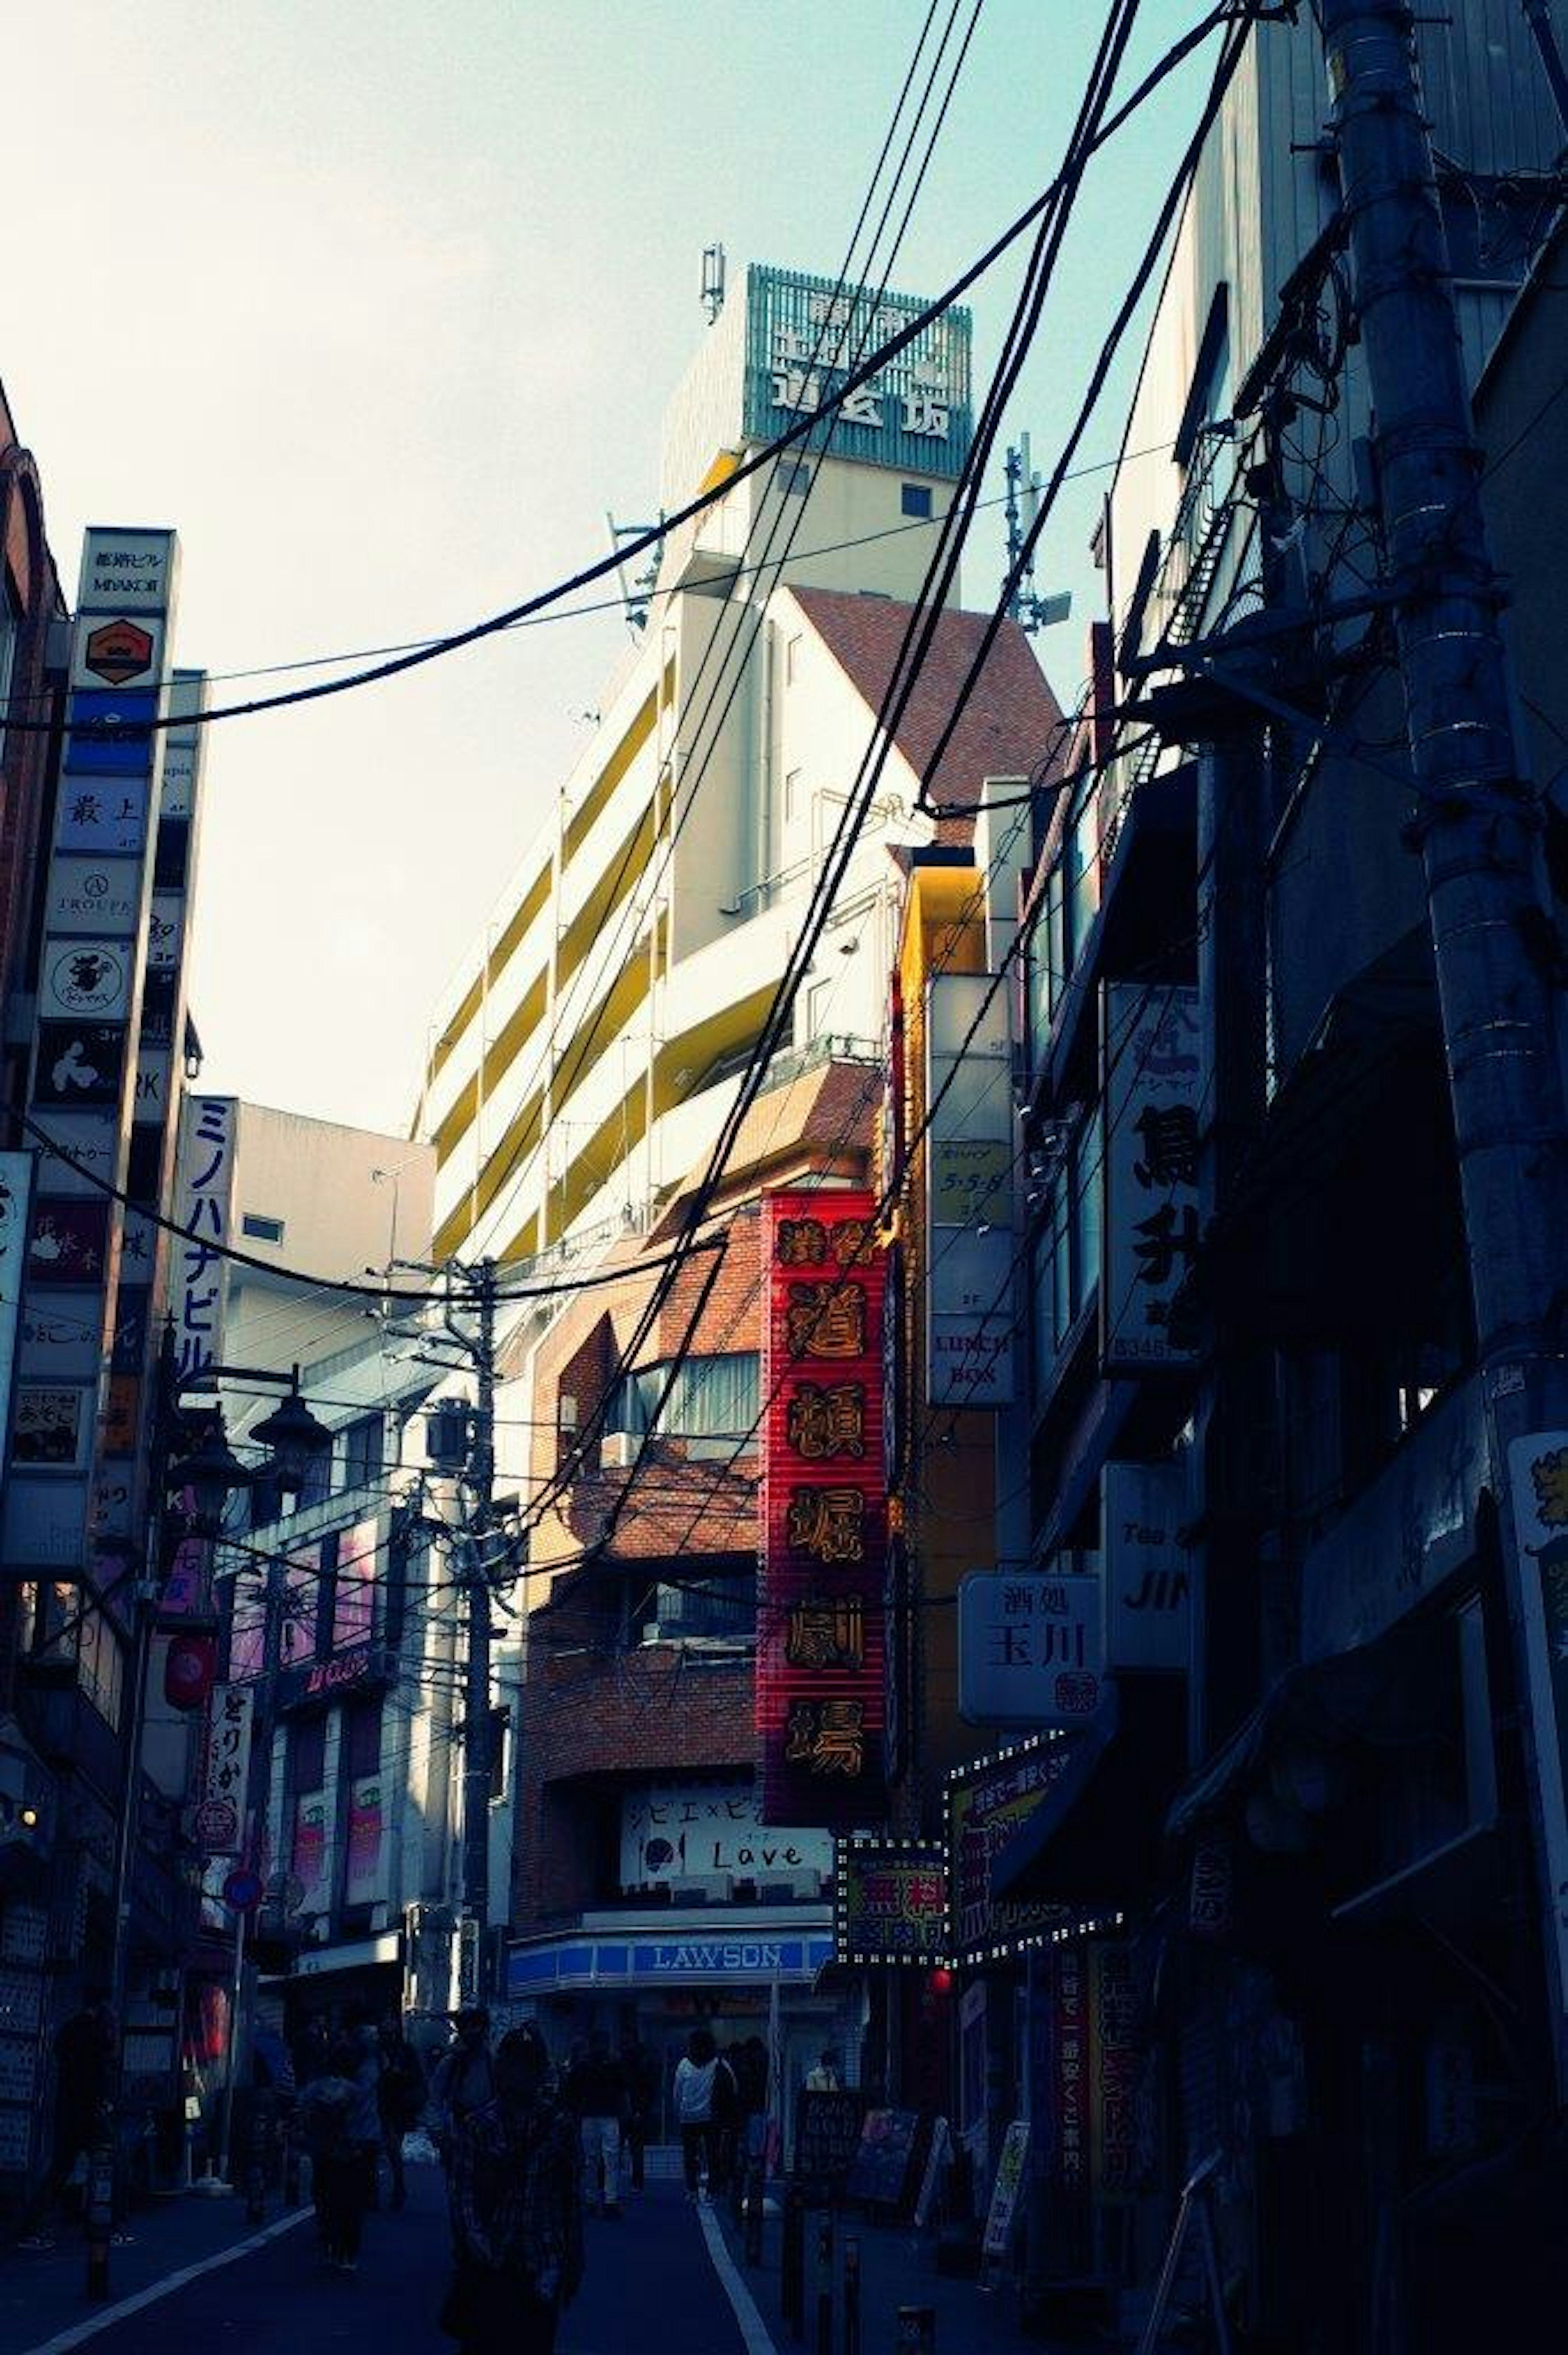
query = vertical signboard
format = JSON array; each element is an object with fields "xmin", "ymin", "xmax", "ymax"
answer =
[
  {"xmin": 4, "ymin": 529, "xmax": 178, "ymax": 1574},
  {"xmin": 925, "ymin": 974, "xmax": 1015, "ymax": 1407},
  {"xmin": 1508, "ymin": 1432, "xmax": 1568, "ymax": 2063},
  {"xmin": 195, "ymin": 1682, "xmax": 253, "ymax": 1857},
  {"xmin": 757, "ymin": 1189, "xmax": 887, "ymax": 1827},
  {"xmin": 109, "ymin": 672, "xmax": 209, "ymax": 1499},
  {"xmin": 0, "ymin": 1157, "xmax": 36, "ymax": 1465},
  {"xmin": 1102, "ymin": 983, "xmax": 1203, "ymax": 1371},
  {"xmin": 169, "ymin": 1095, "xmax": 236, "ymax": 1385}
]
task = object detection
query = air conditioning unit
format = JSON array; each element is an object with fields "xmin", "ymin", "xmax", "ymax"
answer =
[{"xmin": 601, "ymin": 1431, "xmax": 638, "ymax": 1469}]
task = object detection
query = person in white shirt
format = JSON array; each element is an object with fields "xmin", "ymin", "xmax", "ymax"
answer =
[
  {"xmin": 671, "ymin": 2028, "xmax": 734, "ymax": 2199},
  {"xmin": 804, "ymin": 2048, "xmax": 842, "ymax": 2092}
]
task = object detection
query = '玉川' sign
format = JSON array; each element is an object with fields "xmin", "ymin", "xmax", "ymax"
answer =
[{"xmin": 757, "ymin": 1189, "xmax": 887, "ymax": 1828}]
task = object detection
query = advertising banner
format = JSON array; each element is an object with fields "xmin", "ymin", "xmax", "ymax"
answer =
[
  {"xmin": 945, "ymin": 1733, "xmax": 1074, "ymax": 1958},
  {"xmin": 1509, "ymin": 1432, "xmax": 1568, "ymax": 2055},
  {"xmin": 344, "ymin": 1775, "xmax": 385, "ymax": 1906},
  {"xmin": 757, "ymin": 1189, "xmax": 887, "ymax": 1826},
  {"xmin": 619, "ymin": 1779, "xmax": 833, "ymax": 1891}
]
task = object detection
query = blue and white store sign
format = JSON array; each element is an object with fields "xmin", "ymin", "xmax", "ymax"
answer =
[
  {"xmin": 508, "ymin": 1929, "xmax": 833, "ymax": 1996},
  {"xmin": 742, "ymin": 264, "xmax": 972, "ymax": 480}
]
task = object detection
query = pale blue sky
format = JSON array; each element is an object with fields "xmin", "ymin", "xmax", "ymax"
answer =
[{"xmin": 2, "ymin": 1, "xmax": 1207, "ymax": 1133}]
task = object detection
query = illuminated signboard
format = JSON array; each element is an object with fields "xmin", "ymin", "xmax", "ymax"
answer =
[
  {"xmin": 835, "ymin": 1838, "xmax": 947, "ymax": 1965},
  {"xmin": 757, "ymin": 1188, "xmax": 888, "ymax": 1827}
]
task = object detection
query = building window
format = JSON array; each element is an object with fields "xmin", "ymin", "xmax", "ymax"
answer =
[
  {"xmin": 900, "ymin": 483, "xmax": 932, "ymax": 519},
  {"xmin": 785, "ymin": 634, "xmax": 803, "ymax": 685},
  {"xmin": 241, "ymin": 1213, "xmax": 285, "ymax": 1243},
  {"xmin": 781, "ymin": 462, "xmax": 813, "ymax": 497},
  {"xmin": 784, "ymin": 767, "xmax": 803, "ymax": 824},
  {"xmin": 488, "ymin": 1705, "xmax": 510, "ymax": 1803},
  {"xmin": 604, "ymin": 1351, "xmax": 760, "ymax": 1448},
  {"xmin": 339, "ymin": 1412, "xmax": 383, "ymax": 1493}
]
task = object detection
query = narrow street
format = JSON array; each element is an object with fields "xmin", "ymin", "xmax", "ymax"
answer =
[{"xmin": 7, "ymin": 2173, "xmax": 756, "ymax": 2355}]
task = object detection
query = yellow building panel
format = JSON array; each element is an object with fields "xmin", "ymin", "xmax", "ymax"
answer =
[
  {"xmin": 497, "ymin": 1209, "xmax": 540, "ymax": 1267},
  {"xmin": 434, "ymin": 1194, "xmax": 475, "ymax": 1261},
  {"xmin": 428, "ymin": 973, "xmax": 483, "ymax": 1086},
  {"xmin": 552, "ymin": 937, "xmax": 653, "ymax": 1117},
  {"xmin": 650, "ymin": 981, "xmax": 775, "ymax": 1118},
  {"xmin": 433, "ymin": 1073, "xmax": 479, "ymax": 1169},
  {"xmin": 487, "ymin": 861, "xmax": 552, "ymax": 993},
  {"xmin": 563, "ymin": 689, "xmax": 657, "ymax": 867},
  {"xmin": 555, "ymin": 801, "xmax": 656, "ymax": 994},
  {"xmin": 472, "ymin": 1091, "xmax": 544, "ymax": 1228},
  {"xmin": 481, "ymin": 970, "xmax": 548, "ymax": 1099}
]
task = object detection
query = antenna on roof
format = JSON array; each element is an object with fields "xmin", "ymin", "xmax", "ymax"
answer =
[
  {"xmin": 701, "ymin": 242, "xmax": 727, "ymax": 325},
  {"xmin": 1003, "ymin": 436, "xmax": 1072, "ymax": 634},
  {"xmin": 606, "ymin": 512, "xmax": 663, "ymax": 636}
]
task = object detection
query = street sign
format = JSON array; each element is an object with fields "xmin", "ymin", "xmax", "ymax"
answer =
[{"xmin": 222, "ymin": 1867, "xmax": 263, "ymax": 1913}]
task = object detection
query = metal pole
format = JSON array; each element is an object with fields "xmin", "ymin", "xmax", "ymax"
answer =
[
  {"xmin": 1323, "ymin": 0, "xmax": 1568, "ymax": 2096},
  {"xmin": 461, "ymin": 1261, "xmax": 497, "ymax": 1990},
  {"xmin": 214, "ymin": 1901, "xmax": 247, "ymax": 2188},
  {"xmin": 94, "ymin": 1323, "xmax": 177, "ymax": 2295}
]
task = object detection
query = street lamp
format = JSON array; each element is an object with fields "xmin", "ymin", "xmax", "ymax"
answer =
[{"xmin": 93, "ymin": 1349, "xmax": 329, "ymax": 2292}]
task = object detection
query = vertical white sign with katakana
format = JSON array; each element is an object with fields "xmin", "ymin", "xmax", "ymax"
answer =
[{"xmin": 170, "ymin": 1095, "xmax": 236, "ymax": 1383}]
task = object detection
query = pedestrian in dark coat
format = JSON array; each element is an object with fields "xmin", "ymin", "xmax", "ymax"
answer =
[{"xmin": 443, "ymin": 2027, "xmax": 583, "ymax": 2355}]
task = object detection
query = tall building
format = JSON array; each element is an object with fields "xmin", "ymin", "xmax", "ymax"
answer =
[
  {"xmin": 418, "ymin": 262, "xmax": 1053, "ymax": 1271},
  {"xmin": 884, "ymin": 10, "xmax": 1568, "ymax": 2349},
  {"xmin": 412, "ymin": 263, "xmax": 1063, "ymax": 2091}
]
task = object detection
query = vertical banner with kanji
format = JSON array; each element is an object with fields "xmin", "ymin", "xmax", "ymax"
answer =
[
  {"xmin": 757, "ymin": 1189, "xmax": 887, "ymax": 1826},
  {"xmin": 194, "ymin": 1682, "xmax": 254, "ymax": 1857},
  {"xmin": 1102, "ymin": 983, "xmax": 1203, "ymax": 1370}
]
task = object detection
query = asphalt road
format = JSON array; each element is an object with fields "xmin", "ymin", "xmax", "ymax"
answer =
[{"xmin": 13, "ymin": 2168, "xmax": 755, "ymax": 2355}]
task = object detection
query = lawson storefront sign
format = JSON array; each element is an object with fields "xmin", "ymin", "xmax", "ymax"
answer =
[{"xmin": 508, "ymin": 1928, "xmax": 833, "ymax": 1996}]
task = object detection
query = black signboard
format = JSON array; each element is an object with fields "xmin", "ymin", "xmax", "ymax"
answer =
[
  {"xmin": 844, "ymin": 2107, "xmax": 928, "ymax": 2215},
  {"xmin": 793, "ymin": 2089, "xmax": 864, "ymax": 2194}
]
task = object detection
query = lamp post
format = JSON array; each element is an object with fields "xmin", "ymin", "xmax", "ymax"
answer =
[
  {"xmin": 91, "ymin": 1355, "xmax": 329, "ymax": 2291},
  {"xmin": 92, "ymin": 1331, "xmax": 254, "ymax": 2295},
  {"xmin": 180, "ymin": 1366, "xmax": 331, "ymax": 2194}
]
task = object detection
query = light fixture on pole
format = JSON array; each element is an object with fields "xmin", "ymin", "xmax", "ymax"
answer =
[{"xmin": 249, "ymin": 1383, "xmax": 332, "ymax": 1503}]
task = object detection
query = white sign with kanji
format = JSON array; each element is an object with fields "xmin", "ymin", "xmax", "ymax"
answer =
[
  {"xmin": 958, "ymin": 1572, "xmax": 1105, "ymax": 1727},
  {"xmin": 196, "ymin": 1682, "xmax": 253, "ymax": 1856}
]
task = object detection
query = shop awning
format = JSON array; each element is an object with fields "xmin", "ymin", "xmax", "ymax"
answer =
[{"xmin": 990, "ymin": 1678, "xmax": 1189, "ymax": 1910}]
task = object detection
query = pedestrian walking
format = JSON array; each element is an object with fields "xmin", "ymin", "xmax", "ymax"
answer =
[
  {"xmin": 442, "ymin": 2025, "xmax": 583, "ymax": 2355},
  {"xmin": 14, "ymin": 1993, "xmax": 116, "ymax": 2250},
  {"xmin": 345, "ymin": 2017, "xmax": 384, "ymax": 2214},
  {"xmin": 805, "ymin": 2047, "xmax": 842, "ymax": 2092},
  {"xmin": 430, "ymin": 2008, "xmax": 496, "ymax": 2167},
  {"xmin": 377, "ymin": 2015, "xmax": 425, "ymax": 2210},
  {"xmin": 673, "ymin": 2026, "xmax": 735, "ymax": 2200},
  {"xmin": 298, "ymin": 2040, "xmax": 368, "ymax": 2272},
  {"xmin": 618, "ymin": 2030, "xmax": 657, "ymax": 2193},
  {"xmin": 563, "ymin": 2028, "xmax": 626, "ymax": 2217}
]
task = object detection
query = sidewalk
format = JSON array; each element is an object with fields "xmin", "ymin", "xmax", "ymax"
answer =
[
  {"xmin": 714, "ymin": 2190, "xmax": 1064, "ymax": 2355},
  {"xmin": 0, "ymin": 2187, "xmax": 309, "ymax": 2355}
]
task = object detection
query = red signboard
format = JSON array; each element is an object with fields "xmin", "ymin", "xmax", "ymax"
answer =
[{"xmin": 758, "ymin": 1189, "xmax": 888, "ymax": 1826}]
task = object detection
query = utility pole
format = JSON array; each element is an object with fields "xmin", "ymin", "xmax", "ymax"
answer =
[
  {"xmin": 1324, "ymin": 0, "xmax": 1568, "ymax": 2095},
  {"xmin": 459, "ymin": 1260, "xmax": 498, "ymax": 1995}
]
